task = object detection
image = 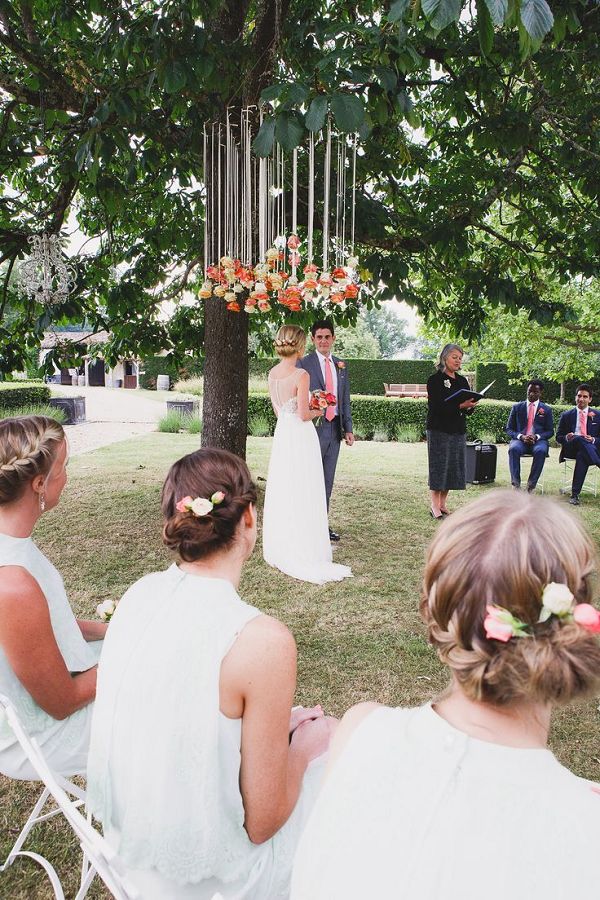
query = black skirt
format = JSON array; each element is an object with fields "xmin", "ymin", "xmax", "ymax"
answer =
[{"xmin": 427, "ymin": 429, "xmax": 466, "ymax": 491}]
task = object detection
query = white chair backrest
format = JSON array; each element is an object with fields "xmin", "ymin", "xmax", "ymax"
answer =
[{"xmin": 0, "ymin": 694, "xmax": 140, "ymax": 900}]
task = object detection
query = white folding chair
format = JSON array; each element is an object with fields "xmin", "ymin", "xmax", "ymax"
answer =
[
  {"xmin": 0, "ymin": 694, "xmax": 139, "ymax": 900},
  {"xmin": 561, "ymin": 459, "xmax": 598, "ymax": 497},
  {"xmin": 0, "ymin": 698, "xmax": 88, "ymax": 898}
]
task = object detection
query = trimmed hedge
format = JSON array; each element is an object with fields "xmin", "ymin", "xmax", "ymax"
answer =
[
  {"xmin": 249, "ymin": 357, "xmax": 436, "ymax": 395},
  {"xmin": 0, "ymin": 384, "xmax": 51, "ymax": 409},
  {"xmin": 245, "ymin": 395, "xmax": 574, "ymax": 441},
  {"xmin": 475, "ymin": 362, "xmax": 600, "ymax": 404}
]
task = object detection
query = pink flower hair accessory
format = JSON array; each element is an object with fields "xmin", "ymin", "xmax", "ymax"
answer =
[
  {"xmin": 483, "ymin": 583, "xmax": 600, "ymax": 643},
  {"xmin": 484, "ymin": 605, "xmax": 531, "ymax": 643},
  {"xmin": 175, "ymin": 492, "xmax": 225, "ymax": 517}
]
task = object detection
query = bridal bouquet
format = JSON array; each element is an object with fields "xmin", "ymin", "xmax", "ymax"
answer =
[{"xmin": 309, "ymin": 389, "xmax": 336, "ymax": 425}]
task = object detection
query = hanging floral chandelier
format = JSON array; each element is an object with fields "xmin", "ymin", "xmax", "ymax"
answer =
[
  {"xmin": 19, "ymin": 233, "xmax": 76, "ymax": 306},
  {"xmin": 199, "ymin": 109, "xmax": 366, "ymax": 315}
]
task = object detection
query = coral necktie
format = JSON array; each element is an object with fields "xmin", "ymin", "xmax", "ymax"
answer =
[
  {"xmin": 526, "ymin": 403, "xmax": 535, "ymax": 435},
  {"xmin": 579, "ymin": 409, "xmax": 588, "ymax": 437},
  {"xmin": 324, "ymin": 357, "xmax": 336, "ymax": 421}
]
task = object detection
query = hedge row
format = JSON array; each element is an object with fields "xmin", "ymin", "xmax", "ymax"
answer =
[
  {"xmin": 247, "ymin": 394, "xmax": 571, "ymax": 441},
  {"xmin": 476, "ymin": 363, "xmax": 600, "ymax": 404},
  {"xmin": 0, "ymin": 384, "xmax": 51, "ymax": 409},
  {"xmin": 249, "ymin": 358, "xmax": 438, "ymax": 395}
]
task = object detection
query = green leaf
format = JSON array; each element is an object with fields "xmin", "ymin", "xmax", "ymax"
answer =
[
  {"xmin": 163, "ymin": 60, "xmax": 187, "ymax": 94},
  {"xmin": 305, "ymin": 95, "xmax": 328, "ymax": 132},
  {"xmin": 252, "ymin": 117, "xmax": 276, "ymax": 157},
  {"xmin": 520, "ymin": 0, "xmax": 553, "ymax": 41},
  {"xmin": 287, "ymin": 83, "xmax": 310, "ymax": 104},
  {"xmin": 389, "ymin": 0, "xmax": 410, "ymax": 21},
  {"xmin": 476, "ymin": 0, "xmax": 494, "ymax": 54},
  {"xmin": 421, "ymin": 0, "xmax": 461, "ymax": 30},
  {"xmin": 260, "ymin": 82, "xmax": 286, "ymax": 102},
  {"xmin": 330, "ymin": 92, "xmax": 365, "ymax": 133},
  {"xmin": 274, "ymin": 111, "xmax": 305, "ymax": 151},
  {"xmin": 483, "ymin": 0, "xmax": 507, "ymax": 25}
]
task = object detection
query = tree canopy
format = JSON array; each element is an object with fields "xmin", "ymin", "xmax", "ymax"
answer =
[{"xmin": 1, "ymin": 0, "xmax": 599, "ymax": 449}]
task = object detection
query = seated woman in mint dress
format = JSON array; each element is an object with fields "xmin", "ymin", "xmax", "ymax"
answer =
[
  {"xmin": 0, "ymin": 416, "xmax": 106, "ymax": 779},
  {"xmin": 87, "ymin": 447, "xmax": 335, "ymax": 899},
  {"xmin": 292, "ymin": 490, "xmax": 600, "ymax": 900}
]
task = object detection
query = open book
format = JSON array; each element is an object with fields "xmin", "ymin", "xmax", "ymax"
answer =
[{"xmin": 444, "ymin": 380, "xmax": 495, "ymax": 403}]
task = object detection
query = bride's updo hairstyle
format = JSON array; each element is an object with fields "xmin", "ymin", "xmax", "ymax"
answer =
[
  {"xmin": 161, "ymin": 448, "xmax": 257, "ymax": 562},
  {"xmin": 274, "ymin": 324, "xmax": 306, "ymax": 359},
  {"xmin": 421, "ymin": 490, "xmax": 600, "ymax": 707},
  {"xmin": 0, "ymin": 415, "xmax": 65, "ymax": 505}
]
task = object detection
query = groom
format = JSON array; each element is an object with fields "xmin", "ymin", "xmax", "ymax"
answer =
[{"xmin": 298, "ymin": 319, "xmax": 354, "ymax": 541}]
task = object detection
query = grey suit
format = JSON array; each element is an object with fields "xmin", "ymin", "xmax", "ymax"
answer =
[{"xmin": 297, "ymin": 352, "xmax": 353, "ymax": 509}]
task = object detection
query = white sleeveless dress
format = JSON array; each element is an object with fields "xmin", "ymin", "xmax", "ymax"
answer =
[
  {"xmin": 87, "ymin": 564, "xmax": 325, "ymax": 899},
  {"xmin": 262, "ymin": 372, "xmax": 352, "ymax": 585},
  {"xmin": 292, "ymin": 703, "xmax": 600, "ymax": 900},
  {"xmin": 0, "ymin": 532, "xmax": 102, "ymax": 779}
]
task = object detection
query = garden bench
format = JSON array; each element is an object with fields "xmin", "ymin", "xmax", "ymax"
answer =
[{"xmin": 384, "ymin": 383, "xmax": 428, "ymax": 398}]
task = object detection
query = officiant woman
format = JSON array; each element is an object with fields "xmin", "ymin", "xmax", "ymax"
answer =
[{"xmin": 426, "ymin": 344, "xmax": 478, "ymax": 519}]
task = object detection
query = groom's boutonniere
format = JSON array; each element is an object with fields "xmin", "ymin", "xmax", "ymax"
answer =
[
  {"xmin": 538, "ymin": 408, "xmax": 545, "ymax": 416},
  {"xmin": 444, "ymin": 378, "xmax": 451, "ymax": 388},
  {"xmin": 336, "ymin": 360, "xmax": 346, "ymax": 371}
]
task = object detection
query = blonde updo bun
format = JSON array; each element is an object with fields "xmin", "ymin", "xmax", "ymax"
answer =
[
  {"xmin": 161, "ymin": 448, "xmax": 257, "ymax": 562},
  {"xmin": 421, "ymin": 490, "xmax": 600, "ymax": 706},
  {"xmin": 274, "ymin": 324, "xmax": 306, "ymax": 359},
  {"xmin": 0, "ymin": 415, "xmax": 65, "ymax": 504}
]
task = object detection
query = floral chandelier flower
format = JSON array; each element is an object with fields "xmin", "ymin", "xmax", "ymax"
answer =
[{"xmin": 199, "ymin": 109, "xmax": 367, "ymax": 316}]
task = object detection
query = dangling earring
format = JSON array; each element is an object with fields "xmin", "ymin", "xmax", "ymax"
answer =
[{"xmin": 39, "ymin": 492, "xmax": 46, "ymax": 513}]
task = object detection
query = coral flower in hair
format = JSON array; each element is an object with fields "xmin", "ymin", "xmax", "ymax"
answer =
[
  {"xmin": 484, "ymin": 605, "xmax": 530, "ymax": 642},
  {"xmin": 573, "ymin": 604, "xmax": 600, "ymax": 633}
]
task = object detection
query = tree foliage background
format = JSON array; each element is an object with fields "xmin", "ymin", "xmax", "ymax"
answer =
[{"xmin": 1, "ymin": 0, "xmax": 599, "ymax": 451}]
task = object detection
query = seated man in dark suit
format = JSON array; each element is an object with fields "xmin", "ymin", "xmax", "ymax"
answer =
[
  {"xmin": 556, "ymin": 383, "xmax": 600, "ymax": 506},
  {"xmin": 505, "ymin": 380, "xmax": 554, "ymax": 492}
]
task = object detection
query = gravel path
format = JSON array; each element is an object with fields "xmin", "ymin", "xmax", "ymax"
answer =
[{"xmin": 50, "ymin": 385, "xmax": 166, "ymax": 456}]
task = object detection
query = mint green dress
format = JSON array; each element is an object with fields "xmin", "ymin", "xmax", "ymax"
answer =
[{"xmin": 0, "ymin": 532, "xmax": 102, "ymax": 779}]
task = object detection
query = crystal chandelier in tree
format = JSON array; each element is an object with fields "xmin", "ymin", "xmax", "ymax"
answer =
[{"xmin": 19, "ymin": 233, "xmax": 76, "ymax": 306}]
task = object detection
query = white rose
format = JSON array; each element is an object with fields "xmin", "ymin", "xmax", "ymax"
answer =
[
  {"xmin": 346, "ymin": 255, "xmax": 359, "ymax": 268},
  {"xmin": 96, "ymin": 599, "xmax": 116, "ymax": 621},
  {"xmin": 233, "ymin": 284, "xmax": 244, "ymax": 293},
  {"xmin": 190, "ymin": 497, "xmax": 213, "ymax": 517},
  {"xmin": 254, "ymin": 281, "xmax": 267, "ymax": 293},
  {"xmin": 541, "ymin": 582, "xmax": 574, "ymax": 616}
]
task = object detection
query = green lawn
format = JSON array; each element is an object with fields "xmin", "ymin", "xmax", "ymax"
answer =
[{"xmin": 2, "ymin": 435, "xmax": 600, "ymax": 897}]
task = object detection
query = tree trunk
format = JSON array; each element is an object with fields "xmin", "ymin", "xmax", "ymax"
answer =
[{"xmin": 201, "ymin": 297, "xmax": 249, "ymax": 458}]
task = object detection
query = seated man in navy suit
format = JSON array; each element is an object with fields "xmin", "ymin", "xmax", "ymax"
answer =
[
  {"xmin": 556, "ymin": 383, "xmax": 600, "ymax": 506},
  {"xmin": 505, "ymin": 380, "xmax": 554, "ymax": 492}
]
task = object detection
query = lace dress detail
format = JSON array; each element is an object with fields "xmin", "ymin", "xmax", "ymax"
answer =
[{"xmin": 263, "ymin": 370, "xmax": 352, "ymax": 585}]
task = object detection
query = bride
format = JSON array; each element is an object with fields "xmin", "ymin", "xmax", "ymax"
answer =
[{"xmin": 263, "ymin": 325, "xmax": 352, "ymax": 585}]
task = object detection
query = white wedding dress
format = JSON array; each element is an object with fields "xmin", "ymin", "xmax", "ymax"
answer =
[{"xmin": 263, "ymin": 371, "xmax": 352, "ymax": 585}]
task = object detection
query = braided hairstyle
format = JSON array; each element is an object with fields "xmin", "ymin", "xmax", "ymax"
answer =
[
  {"xmin": 0, "ymin": 416, "xmax": 65, "ymax": 505},
  {"xmin": 421, "ymin": 490, "xmax": 600, "ymax": 706},
  {"xmin": 161, "ymin": 448, "xmax": 257, "ymax": 562}
]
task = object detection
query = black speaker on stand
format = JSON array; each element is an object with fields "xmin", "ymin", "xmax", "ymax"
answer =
[{"xmin": 466, "ymin": 440, "xmax": 497, "ymax": 484}]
